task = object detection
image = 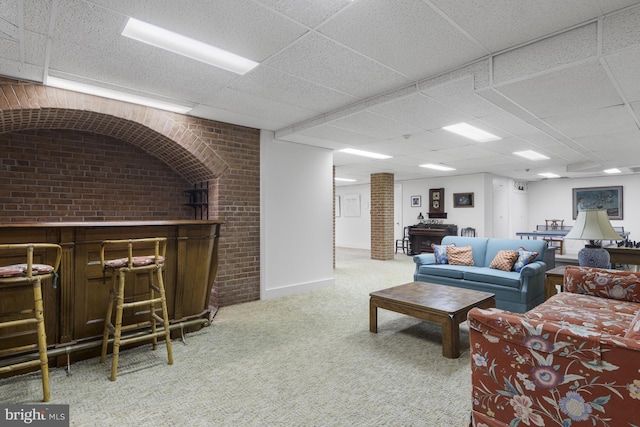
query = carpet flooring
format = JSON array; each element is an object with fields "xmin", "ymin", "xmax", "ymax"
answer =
[{"xmin": 0, "ymin": 248, "xmax": 472, "ymax": 426}]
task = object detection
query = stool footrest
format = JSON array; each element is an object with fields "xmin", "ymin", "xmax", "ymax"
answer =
[
  {"xmin": 0, "ymin": 358, "xmax": 43, "ymax": 374},
  {"xmin": 0, "ymin": 343, "xmax": 38, "ymax": 357},
  {"xmin": 119, "ymin": 331, "xmax": 169, "ymax": 346},
  {"xmin": 122, "ymin": 297, "xmax": 162, "ymax": 309},
  {"xmin": 0, "ymin": 317, "xmax": 38, "ymax": 329}
]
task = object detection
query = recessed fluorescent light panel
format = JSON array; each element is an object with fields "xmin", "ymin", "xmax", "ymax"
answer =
[
  {"xmin": 122, "ymin": 18, "xmax": 259, "ymax": 75},
  {"xmin": 538, "ymin": 172, "xmax": 560, "ymax": 178},
  {"xmin": 45, "ymin": 76, "xmax": 192, "ymax": 114},
  {"xmin": 442, "ymin": 123, "xmax": 501, "ymax": 142},
  {"xmin": 513, "ymin": 150, "xmax": 550, "ymax": 161},
  {"xmin": 603, "ymin": 168, "xmax": 621, "ymax": 174},
  {"xmin": 338, "ymin": 148, "xmax": 392, "ymax": 159},
  {"xmin": 334, "ymin": 178, "xmax": 356, "ymax": 182},
  {"xmin": 420, "ymin": 163, "xmax": 456, "ymax": 171}
]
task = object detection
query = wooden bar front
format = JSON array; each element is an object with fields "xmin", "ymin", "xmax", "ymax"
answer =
[{"xmin": 0, "ymin": 220, "xmax": 222, "ymax": 367}]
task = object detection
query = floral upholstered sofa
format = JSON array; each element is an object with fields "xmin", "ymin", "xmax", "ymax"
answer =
[{"xmin": 468, "ymin": 266, "xmax": 640, "ymax": 427}]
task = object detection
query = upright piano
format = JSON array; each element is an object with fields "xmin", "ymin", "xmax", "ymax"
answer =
[{"xmin": 408, "ymin": 224, "xmax": 458, "ymax": 255}]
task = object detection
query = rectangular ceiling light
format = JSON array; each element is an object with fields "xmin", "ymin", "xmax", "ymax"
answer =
[
  {"xmin": 538, "ymin": 172, "xmax": 560, "ymax": 178},
  {"xmin": 334, "ymin": 178, "xmax": 357, "ymax": 182},
  {"xmin": 442, "ymin": 123, "xmax": 501, "ymax": 142},
  {"xmin": 122, "ymin": 18, "xmax": 259, "ymax": 75},
  {"xmin": 513, "ymin": 150, "xmax": 550, "ymax": 161},
  {"xmin": 46, "ymin": 76, "xmax": 192, "ymax": 114},
  {"xmin": 419, "ymin": 163, "xmax": 456, "ymax": 171},
  {"xmin": 603, "ymin": 168, "xmax": 621, "ymax": 174},
  {"xmin": 339, "ymin": 148, "xmax": 392, "ymax": 159}
]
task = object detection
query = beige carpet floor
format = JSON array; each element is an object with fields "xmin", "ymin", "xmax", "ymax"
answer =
[{"xmin": 1, "ymin": 248, "xmax": 472, "ymax": 426}]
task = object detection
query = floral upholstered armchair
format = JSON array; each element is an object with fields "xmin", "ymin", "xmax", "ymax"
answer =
[{"xmin": 468, "ymin": 266, "xmax": 640, "ymax": 426}]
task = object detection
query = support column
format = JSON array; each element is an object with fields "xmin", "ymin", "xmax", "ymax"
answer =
[{"xmin": 370, "ymin": 173, "xmax": 394, "ymax": 260}]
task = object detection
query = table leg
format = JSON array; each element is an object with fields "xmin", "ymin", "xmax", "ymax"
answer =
[
  {"xmin": 441, "ymin": 318, "xmax": 460, "ymax": 359},
  {"xmin": 369, "ymin": 298, "xmax": 378, "ymax": 333}
]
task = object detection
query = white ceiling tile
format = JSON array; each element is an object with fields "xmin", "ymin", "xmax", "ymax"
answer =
[
  {"xmin": 495, "ymin": 62, "xmax": 623, "ymax": 118},
  {"xmin": 328, "ymin": 111, "xmax": 424, "ymax": 139},
  {"xmin": 480, "ymin": 113, "xmax": 542, "ymax": 137},
  {"xmin": 229, "ymin": 66, "xmax": 356, "ymax": 113},
  {"xmin": 318, "ymin": 0, "xmax": 485, "ymax": 79},
  {"xmin": 597, "ymin": 0, "xmax": 640, "ymax": 14},
  {"xmin": 265, "ymin": 32, "xmax": 413, "ymax": 98},
  {"xmin": 367, "ymin": 93, "xmax": 472, "ymax": 130},
  {"xmin": 429, "ymin": 0, "xmax": 601, "ymax": 52},
  {"xmin": 253, "ymin": 0, "xmax": 353, "ymax": 28},
  {"xmin": 421, "ymin": 77, "xmax": 504, "ymax": 118},
  {"xmin": 606, "ymin": 45, "xmax": 640, "ymax": 103},
  {"xmin": 544, "ymin": 105, "xmax": 638, "ymax": 138},
  {"xmin": 85, "ymin": 0, "xmax": 307, "ymax": 62},
  {"xmin": 199, "ymin": 88, "xmax": 318, "ymax": 129},
  {"xmin": 297, "ymin": 124, "xmax": 378, "ymax": 145}
]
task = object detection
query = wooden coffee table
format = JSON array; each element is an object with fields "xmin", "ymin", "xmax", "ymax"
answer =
[{"xmin": 369, "ymin": 281, "xmax": 495, "ymax": 358}]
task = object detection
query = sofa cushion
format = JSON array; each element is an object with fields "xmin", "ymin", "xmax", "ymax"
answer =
[
  {"xmin": 513, "ymin": 247, "xmax": 539, "ymax": 272},
  {"xmin": 463, "ymin": 267, "xmax": 521, "ymax": 289},
  {"xmin": 489, "ymin": 250, "xmax": 519, "ymax": 271},
  {"xmin": 564, "ymin": 266, "xmax": 640, "ymax": 303},
  {"xmin": 416, "ymin": 264, "xmax": 467, "ymax": 279},
  {"xmin": 448, "ymin": 246, "xmax": 474, "ymax": 266},
  {"xmin": 527, "ymin": 292, "xmax": 635, "ymax": 337},
  {"xmin": 432, "ymin": 243, "xmax": 454, "ymax": 264}
]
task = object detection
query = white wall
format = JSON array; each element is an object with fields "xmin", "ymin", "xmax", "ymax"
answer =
[
  {"xmin": 335, "ymin": 184, "xmax": 371, "ymax": 249},
  {"xmin": 528, "ymin": 175, "xmax": 640, "ymax": 255},
  {"xmin": 260, "ymin": 131, "xmax": 334, "ymax": 298}
]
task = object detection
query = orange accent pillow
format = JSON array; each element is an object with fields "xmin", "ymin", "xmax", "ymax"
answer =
[
  {"xmin": 447, "ymin": 246, "xmax": 474, "ymax": 266},
  {"xmin": 489, "ymin": 250, "xmax": 519, "ymax": 272}
]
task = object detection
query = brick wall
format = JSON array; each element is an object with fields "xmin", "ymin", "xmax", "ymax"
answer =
[
  {"xmin": 0, "ymin": 129, "xmax": 193, "ymax": 220},
  {"xmin": 0, "ymin": 79, "xmax": 260, "ymax": 307},
  {"xmin": 370, "ymin": 173, "xmax": 394, "ymax": 260}
]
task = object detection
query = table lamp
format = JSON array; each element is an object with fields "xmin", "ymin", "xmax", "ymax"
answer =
[{"xmin": 564, "ymin": 209, "xmax": 623, "ymax": 268}]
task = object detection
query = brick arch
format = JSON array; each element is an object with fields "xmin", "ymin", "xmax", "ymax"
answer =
[{"xmin": 0, "ymin": 81, "xmax": 228, "ymax": 184}]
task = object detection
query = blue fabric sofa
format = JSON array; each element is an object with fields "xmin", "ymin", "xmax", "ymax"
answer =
[{"xmin": 412, "ymin": 236, "xmax": 548, "ymax": 313}]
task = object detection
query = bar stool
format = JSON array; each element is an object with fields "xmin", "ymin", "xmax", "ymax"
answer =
[
  {"xmin": 0, "ymin": 243, "xmax": 62, "ymax": 402},
  {"xmin": 100, "ymin": 238, "xmax": 173, "ymax": 381}
]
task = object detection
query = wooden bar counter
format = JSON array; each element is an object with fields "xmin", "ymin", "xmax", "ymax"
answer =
[{"xmin": 0, "ymin": 220, "xmax": 222, "ymax": 367}]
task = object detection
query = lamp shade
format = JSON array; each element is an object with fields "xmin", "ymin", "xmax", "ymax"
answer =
[{"xmin": 564, "ymin": 209, "xmax": 623, "ymax": 241}]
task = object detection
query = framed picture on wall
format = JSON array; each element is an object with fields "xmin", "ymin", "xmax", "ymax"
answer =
[
  {"xmin": 453, "ymin": 192, "xmax": 474, "ymax": 208},
  {"xmin": 411, "ymin": 195, "xmax": 421, "ymax": 207},
  {"xmin": 343, "ymin": 194, "xmax": 361, "ymax": 217},
  {"xmin": 572, "ymin": 186, "xmax": 623, "ymax": 220}
]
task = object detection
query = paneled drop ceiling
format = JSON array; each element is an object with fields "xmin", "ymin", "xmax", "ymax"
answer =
[{"xmin": 2, "ymin": 0, "xmax": 640, "ymax": 185}]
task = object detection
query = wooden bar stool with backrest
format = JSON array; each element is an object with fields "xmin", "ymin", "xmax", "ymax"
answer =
[
  {"xmin": 0, "ymin": 243, "xmax": 62, "ymax": 402},
  {"xmin": 100, "ymin": 238, "xmax": 173, "ymax": 381}
]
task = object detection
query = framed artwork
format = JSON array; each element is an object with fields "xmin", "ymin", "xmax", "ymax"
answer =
[
  {"xmin": 411, "ymin": 195, "xmax": 421, "ymax": 207},
  {"xmin": 343, "ymin": 194, "xmax": 361, "ymax": 217},
  {"xmin": 429, "ymin": 188, "xmax": 445, "ymax": 213},
  {"xmin": 572, "ymin": 186, "xmax": 623, "ymax": 220},
  {"xmin": 453, "ymin": 192, "xmax": 474, "ymax": 208}
]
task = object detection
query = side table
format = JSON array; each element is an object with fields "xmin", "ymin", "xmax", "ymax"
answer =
[{"xmin": 545, "ymin": 265, "xmax": 567, "ymax": 300}]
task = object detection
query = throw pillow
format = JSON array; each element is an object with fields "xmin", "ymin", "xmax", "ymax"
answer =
[
  {"xmin": 513, "ymin": 247, "xmax": 539, "ymax": 272},
  {"xmin": 447, "ymin": 246, "xmax": 474, "ymax": 266},
  {"xmin": 489, "ymin": 250, "xmax": 519, "ymax": 272},
  {"xmin": 432, "ymin": 243, "xmax": 455, "ymax": 264},
  {"xmin": 625, "ymin": 310, "xmax": 640, "ymax": 339},
  {"xmin": 564, "ymin": 266, "xmax": 640, "ymax": 302}
]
